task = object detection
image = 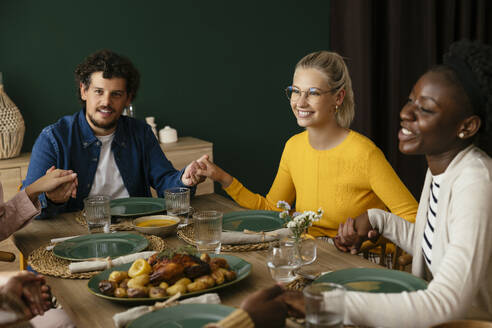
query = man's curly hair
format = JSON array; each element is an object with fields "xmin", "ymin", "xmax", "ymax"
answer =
[
  {"xmin": 74, "ymin": 49, "xmax": 140, "ymax": 104},
  {"xmin": 430, "ymin": 40, "xmax": 492, "ymax": 155}
]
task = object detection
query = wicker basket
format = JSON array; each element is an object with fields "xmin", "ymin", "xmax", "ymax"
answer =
[{"xmin": 0, "ymin": 73, "xmax": 25, "ymax": 159}]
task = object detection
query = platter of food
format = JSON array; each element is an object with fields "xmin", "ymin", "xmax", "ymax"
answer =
[
  {"xmin": 110, "ymin": 197, "xmax": 166, "ymax": 217},
  {"xmin": 222, "ymin": 210, "xmax": 285, "ymax": 232},
  {"xmin": 315, "ymin": 268, "xmax": 427, "ymax": 293},
  {"xmin": 87, "ymin": 249, "xmax": 252, "ymax": 303},
  {"xmin": 127, "ymin": 304, "xmax": 236, "ymax": 328},
  {"xmin": 53, "ymin": 232, "xmax": 149, "ymax": 261}
]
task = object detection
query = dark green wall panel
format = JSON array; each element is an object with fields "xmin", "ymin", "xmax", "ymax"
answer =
[{"xmin": 0, "ymin": 0, "xmax": 330, "ymax": 195}]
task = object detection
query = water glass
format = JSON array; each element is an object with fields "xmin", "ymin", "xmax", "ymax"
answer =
[
  {"xmin": 83, "ymin": 195, "xmax": 111, "ymax": 234},
  {"xmin": 267, "ymin": 243, "xmax": 302, "ymax": 283},
  {"xmin": 165, "ymin": 187, "xmax": 191, "ymax": 226},
  {"xmin": 303, "ymin": 282, "xmax": 346, "ymax": 328},
  {"xmin": 193, "ymin": 210, "xmax": 222, "ymax": 254}
]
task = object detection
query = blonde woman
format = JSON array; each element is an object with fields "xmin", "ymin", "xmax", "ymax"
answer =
[{"xmin": 196, "ymin": 51, "xmax": 417, "ymax": 253}]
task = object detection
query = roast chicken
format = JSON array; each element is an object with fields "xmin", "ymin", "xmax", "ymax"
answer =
[{"xmin": 149, "ymin": 253, "xmax": 211, "ymax": 284}]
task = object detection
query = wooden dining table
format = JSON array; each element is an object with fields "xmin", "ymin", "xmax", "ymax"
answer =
[{"xmin": 12, "ymin": 193, "xmax": 381, "ymax": 328}]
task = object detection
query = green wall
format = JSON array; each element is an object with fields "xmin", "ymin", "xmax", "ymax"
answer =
[{"xmin": 0, "ymin": 0, "xmax": 330, "ymax": 196}]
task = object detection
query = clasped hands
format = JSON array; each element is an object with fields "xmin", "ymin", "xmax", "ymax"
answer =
[
  {"xmin": 26, "ymin": 166, "xmax": 78, "ymax": 204},
  {"xmin": 333, "ymin": 212, "xmax": 380, "ymax": 254},
  {"xmin": 0, "ymin": 271, "xmax": 53, "ymax": 320}
]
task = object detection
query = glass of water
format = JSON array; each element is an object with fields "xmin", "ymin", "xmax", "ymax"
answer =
[
  {"xmin": 267, "ymin": 243, "xmax": 302, "ymax": 283},
  {"xmin": 303, "ymin": 282, "xmax": 346, "ymax": 328},
  {"xmin": 83, "ymin": 195, "xmax": 111, "ymax": 234},
  {"xmin": 193, "ymin": 210, "xmax": 222, "ymax": 254},
  {"xmin": 165, "ymin": 187, "xmax": 191, "ymax": 227}
]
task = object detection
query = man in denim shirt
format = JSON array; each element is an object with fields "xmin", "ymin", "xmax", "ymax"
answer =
[{"xmin": 23, "ymin": 50, "xmax": 203, "ymax": 218}]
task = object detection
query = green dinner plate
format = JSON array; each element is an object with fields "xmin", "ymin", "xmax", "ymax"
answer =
[
  {"xmin": 128, "ymin": 304, "xmax": 236, "ymax": 328},
  {"xmin": 53, "ymin": 233, "xmax": 149, "ymax": 261},
  {"xmin": 315, "ymin": 268, "xmax": 427, "ymax": 293},
  {"xmin": 87, "ymin": 254, "xmax": 252, "ymax": 303},
  {"xmin": 110, "ymin": 197, "xmax": 166, "ymax": 217},
  {"xmin": 222, "ymin": 210, "xmax": 285, "ymax": 232}
]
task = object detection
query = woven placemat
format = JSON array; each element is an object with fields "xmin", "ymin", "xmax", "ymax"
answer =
[
  {"xmin": 177, "ymin": 224, "xmax": 276, "ymax": 252},
  {"xmin": 75, "ymin": 211, "xmax": 134, "ymax": 231},
  {"xmin": 28, "ymin": 234, "xmax": 167, "ymax": 279}
]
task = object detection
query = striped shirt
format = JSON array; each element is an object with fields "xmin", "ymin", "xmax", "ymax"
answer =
[{"xmin": 422, "ymin": 174, "xmax": 443, "ymax": 273}]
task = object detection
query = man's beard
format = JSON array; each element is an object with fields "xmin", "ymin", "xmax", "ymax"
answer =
[{"xmin": 87, "ymin": 110, "xmax": 118, "ymax": 131}]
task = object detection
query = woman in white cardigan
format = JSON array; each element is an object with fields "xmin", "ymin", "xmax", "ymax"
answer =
[
  {"xmin": 208, "ymin": 40, "xmax": 492, "ymax": 328},
  {"xmin": 332, "ymin": 40, "xmax": 492, "ymax": 326}
]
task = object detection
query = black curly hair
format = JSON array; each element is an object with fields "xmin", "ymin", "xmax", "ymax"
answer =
[
  {"xmin": 429, "ymin": 40, "xmax": 492, "ymax": 155},
  {"xmin": 74, "ymin": 49, "xmax": 140, "ymax": 104}
]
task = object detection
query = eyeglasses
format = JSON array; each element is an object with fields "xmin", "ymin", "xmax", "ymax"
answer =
[{"xmin": 285, "ymin": 86, "xmax": 333, "ymax": 104}]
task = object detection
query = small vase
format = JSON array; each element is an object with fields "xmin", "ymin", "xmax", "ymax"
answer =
[
  {"xmin": 0, "ymin": 73, "xmax": 25, "ymax": 159},
  {"xmin": 281, "ymin": 236, "xmax": 317, "ymax": 266}
]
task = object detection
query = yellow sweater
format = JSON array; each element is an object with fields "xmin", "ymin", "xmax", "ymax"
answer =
[{"xmin": 224, "ymin": 130, "xmax": 417, "ymax": 238}]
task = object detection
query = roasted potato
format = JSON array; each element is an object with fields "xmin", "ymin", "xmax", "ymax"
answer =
[
  {"xmin": 127, "ymin": 274, "xmax": 150, "ymax": 288},
  {"xmin": 119, "ymin": 278, "xmax": 130, "ymax": 289},
  {"xmin": 200, "ymin": 253, "xmax": 211, "ymax": 263},
  {"xmin": 187, "ymin": 280, "xmax": 209, "ymax": 292},
  {"xmin": 98, "ymin": 280, "xmax": 117, "ymax": 296},
  {"xmin": 159, "ymin": 282, "xmax": 169, "ymax": 289},
  {"xmin": 127, "ymin": 287, "xmax": 149, "ymax": 298},
  {"xmin": 195, "ymin": 275, "xmax": 215, "ymax": 288},
  {"xmin": 211, "ymin": 269, "xmax": 225, "ymax": 285},
  {"xmin": 114, "ymin": 287, "xmax": 128, "ymax": 298},
  {"xmin": 218, "ymin": 268, "xmax": 237, "ymax": 281},
  {"xmin": 166, "ymin": 283, "xmax": 187, "ymax": 296},
  {"xmin": 210, "ymin": 258, "xmax": 229, "ymax": 271},
  {"xmin": 108, "ymin": 271, "xmax": 129, "ymax": 284},
  {"xmin": 175, "ymin": 277, "xmax": 192, "ymax": 286},
  {"xmin": 149, "ymin": 287, "xmax": 167, "ymax": 298}
]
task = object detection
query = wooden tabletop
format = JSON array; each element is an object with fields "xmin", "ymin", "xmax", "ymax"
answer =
[{"xmin": 12, "ymin": 193, "xmax": 381, "ymax": 328}]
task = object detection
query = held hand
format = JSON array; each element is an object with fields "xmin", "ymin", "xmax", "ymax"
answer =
[
  {"xmin": 1, "ymin": 271, "xmax": 50, "ymax": 318},
  {"xmin": 277, "ymin": 290, "xmax": 305, "ymax": 318},
  {"xmin": 194, "ymin": 154, "xmax": 233, "ymax": 188},
  {"xmin": 181, "ymin": 161, "xmax": 206, "ymax": 186},
  {"xmin": 240, "ymin": 284, "xmax": 288, "ymax": 328},
  {"xmin": 334, "ymin": 212, "xmax": 379, "ymax": 254},
  {"xmin": 45, "ymin": 166, "xmax": 79, "ymax": 204},
  {"xmin": 27, "ymin": 166, "xmax": 78, "ymax": 204}
]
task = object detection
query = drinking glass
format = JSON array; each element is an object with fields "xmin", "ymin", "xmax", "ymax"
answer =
[
  {"xmin": 193, "ymin": 210, "xmax": 222, "ymax": 254},
  {"xmin": 267, "ymin": 243, "xmax": 302, "ymax": 283},
  {"xmin": 165, "ymin": 187, "xmax": 191, "ymax": 227},
  {"xmin": 303, "ymin": 282, "xmax": 346, "ymax": 328},
  {"xmin": 83, "ymin": 195, "xmax": 111, "ymax": 234}
]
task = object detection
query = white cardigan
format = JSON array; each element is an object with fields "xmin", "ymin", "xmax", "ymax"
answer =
[{"xmin": 344, "ymin": 145, "xmax": 492, "ymax": 327}]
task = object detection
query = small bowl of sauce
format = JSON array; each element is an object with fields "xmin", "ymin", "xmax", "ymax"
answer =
[{"xmin": 132, "ymin": 215, "xmax": 180, "ymax": 237}]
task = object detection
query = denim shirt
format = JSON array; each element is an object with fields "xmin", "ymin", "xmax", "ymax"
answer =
[{"xmin": 23, "ymin": 109, "xmax": 192, "ymax": 218}]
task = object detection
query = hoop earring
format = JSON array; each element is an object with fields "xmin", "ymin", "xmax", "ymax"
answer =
[{"xmin": 459, "ymin": 132, "xmax": 465, "ymax": 138}]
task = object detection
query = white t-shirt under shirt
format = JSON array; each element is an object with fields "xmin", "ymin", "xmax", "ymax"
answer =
[{"xmin": 88, "ymin": 133, "xmax": 130, "ymax": 199}]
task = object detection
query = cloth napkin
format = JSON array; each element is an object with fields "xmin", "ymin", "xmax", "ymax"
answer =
[
  {"xmin": 221, "ymin": 227, "xmax": 292, "ymax": 244},
  {"xmin": 46, "ymin": 235, "xmax": 81, "ymax": 250},
  {"xmin": 68, "ymin": 251, "xmax": 156, "ymax": 273},
  {"xmin": 112, "ymin": 293, "xmax": 221, "ymax": 328}
]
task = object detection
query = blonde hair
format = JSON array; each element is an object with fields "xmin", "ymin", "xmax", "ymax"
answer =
[{"xmin": 296, "ymin": 51, "xmax": 355, "ymax": 128}]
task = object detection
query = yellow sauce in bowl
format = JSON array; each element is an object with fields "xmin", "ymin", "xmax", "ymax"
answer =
[{"xmin": 135, "ymin": 219, "xmax": 177, "ymax": 227}]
